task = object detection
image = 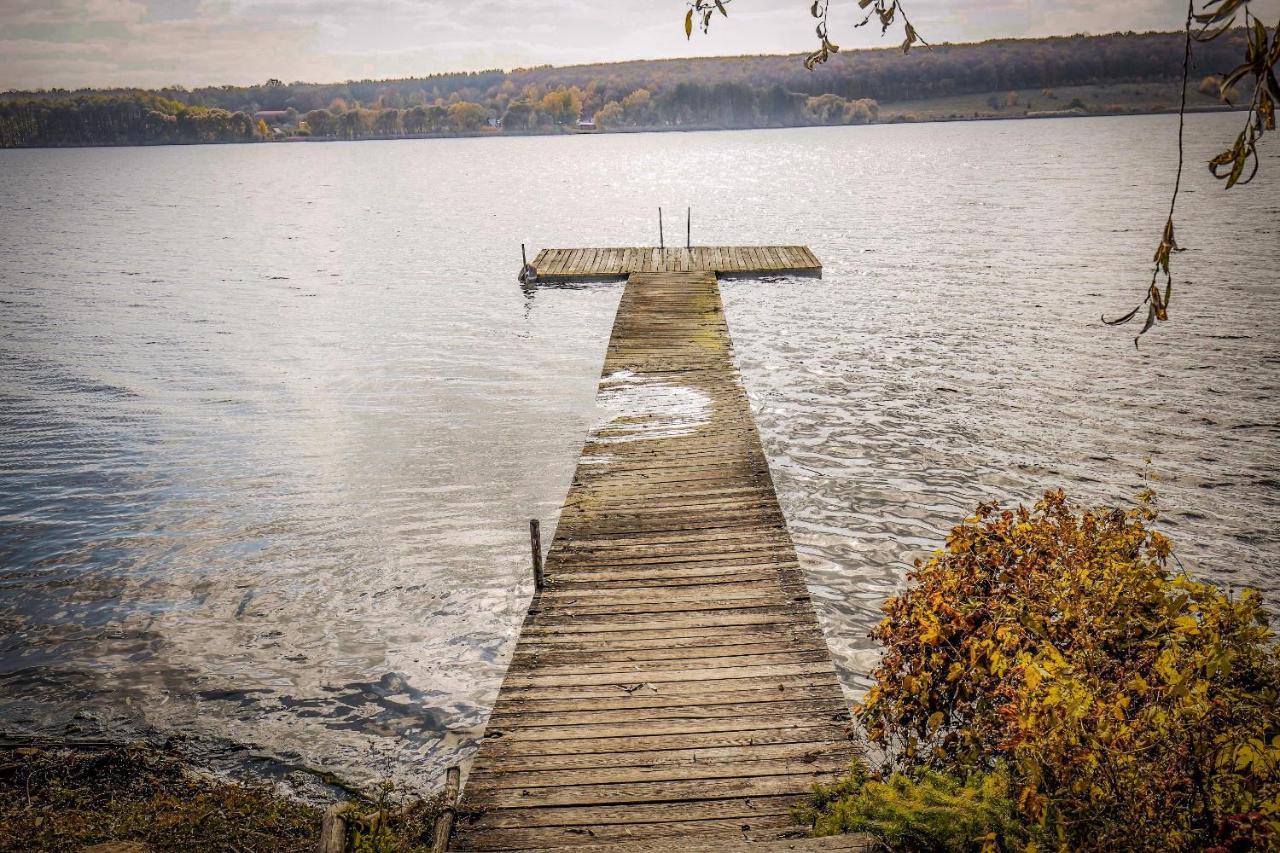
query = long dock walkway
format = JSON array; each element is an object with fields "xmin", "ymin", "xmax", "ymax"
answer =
[{"xmin": 454, "ymin": 264, "xmax": 854, "ymax": 850}]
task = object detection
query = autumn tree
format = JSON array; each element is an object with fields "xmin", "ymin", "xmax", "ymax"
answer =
[
  {"xmin": 447, "ymin": 101, "xmax": 489, "ymax": 131},
  {"xmin": 501, "ymin": 100, "xmax": 536, "ymax": 130},
  {"xmin": 425, "ymin": 104, "xmax": 448, "ymax": 133},
  {"xmin": 539, "ymin": 88, "xmax": 583, "ymax": 124},
  {"xmin": 805, "ymin": 93, "xmax": 850, "ymax": 124},
  {"xmin": 403, "ymin": 105, "xmax": 427, "ymax": 134},
  {"xmin": 303, "ymin": 109, "xmax": 334, "ymax": 136},
  {"xmin": 594, "ymin": 100, "xmax": 624, "ymax": 129},
  {"xmin": 374, "ymin": 108, "xmax": 402, "ymax": 136}
]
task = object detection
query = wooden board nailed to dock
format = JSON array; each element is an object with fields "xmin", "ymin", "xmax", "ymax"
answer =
[{"xmin": 454, "ymin": 259, "xmax": 852, "ymax": 851}]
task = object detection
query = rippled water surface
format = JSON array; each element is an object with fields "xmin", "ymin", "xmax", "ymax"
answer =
[{"xmin": 1, "ymin": 115, "xmax": 1277, "ymax": 792}]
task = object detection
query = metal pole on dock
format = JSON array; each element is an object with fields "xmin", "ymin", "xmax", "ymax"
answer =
[
  {"xmin": 430, "ymin": 765, "xmax": 461, "ymax": 853},
  {"xmin": 658, "ymin": 207, "xmax": 664, "ymax": 249},
  {"xmin": 518, "ymin": 243, "xmax": 537, "ymax": 283},
  {"xmin": 686, "ymin": 207, "xmax": 691, "ymax": 250},
  {"xmin": 529, "ymin": 519, "xmax": 544, "ymax": 592}
]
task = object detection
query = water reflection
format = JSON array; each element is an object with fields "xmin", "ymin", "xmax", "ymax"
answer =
[{"xmin": 0, "ymin": 114, "xmax": 1276, "ymax": 792}]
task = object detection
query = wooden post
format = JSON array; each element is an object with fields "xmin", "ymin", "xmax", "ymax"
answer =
[
  {"xmin": 317, "ymin": 804, "xmax": 349, "ymax": 853},
  {"xmin": 529, "ymin": 519, "xmax": 543, "ymax": 592},
  {"xmin": 686, "ymin": 207, "xmax": 691, "ymax": 250},
  {"xmin": 521, "ymin": 243, "xmax": 527, "ymax": 266},
  {"xmin": 658, "ymin": 207, "xmax": 664, "ymax": 249},
  {"xmin": 430, "ymin": 765, "xmax": 461, "ymax": 853}
]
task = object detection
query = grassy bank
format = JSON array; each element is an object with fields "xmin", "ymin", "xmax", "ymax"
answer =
[{"xmin": 0, "ymin": 743, "xmax": 441, "ymax": 852}]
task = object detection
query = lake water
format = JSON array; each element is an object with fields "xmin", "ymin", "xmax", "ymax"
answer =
[{"xmin": 1, "ymin": 114, "xmax": 1277, "ymax": 794}]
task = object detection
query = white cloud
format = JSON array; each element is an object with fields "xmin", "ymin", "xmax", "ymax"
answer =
[{"xmin": 1, "ymin": 0, "xmax": 1277, "ymax": 90}]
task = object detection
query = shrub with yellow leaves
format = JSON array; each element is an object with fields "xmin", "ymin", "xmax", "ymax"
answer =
[{"xmin": 857, "ymin": 490, "xmax": 1280, "ymax": 852}]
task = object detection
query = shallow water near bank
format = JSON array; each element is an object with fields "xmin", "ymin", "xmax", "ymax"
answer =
[{"xmin": 1, "ymin": 113, "xmax": 1277, "ymax": 793}]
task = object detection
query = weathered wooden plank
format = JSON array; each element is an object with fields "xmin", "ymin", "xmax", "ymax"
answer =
[
  {"xmin": 494, "ymin": 680, "xmax": 844, "ymax": 713},
  {"xmin": 498, "ymin": 662, "xmax": 837, "ymax": 690},
  {"xmin": 502, "ymin": 651, "xmax": 836, "ymax": 682},
  {"xmin": 544, "ymin": 250, "xmax": 563, "ymax": 276},
  {"xmin": 528, "ymin": 595, "xmax": 804, "ymax": 618},
  {"xmin": 469, "ymin": 772, "xmax": 842, "ymax": 809},
  {"xmin": 459, "ymin": 806, "xmax": 798, "ymax": 837},
  {"xmin": 475, "ymin": 723, "xmax": 851, "ymax": 759},
  {"xmin": 496, "ymin": 829, "xmax": 875, "ymax": 853},
  {"xmin": 512, "ymin": 628, "xmax": 829, "ymax": 656},
  {"xmin": 468, "ymin": 738, "xmax": 851, "ymax": 773},
  {"xmin": 485, "ymin": 697, "xmax": 848, "ymax": 731},
  {"xmin": 531, "ymin": 581, "xmax": 807, "ymax": 603},
  {"xmin": 467, "ymin": 753, "xmax": 852, "ymax": 792}
]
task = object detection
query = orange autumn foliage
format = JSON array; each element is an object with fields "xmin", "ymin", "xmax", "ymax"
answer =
[{"xmin": 858, "ymin": 490, "xmax": 1280, "ymax": 851}]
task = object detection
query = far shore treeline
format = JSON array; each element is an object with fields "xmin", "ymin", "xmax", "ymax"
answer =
[{"xmin": 0, "ymin": 30, "xmax": 1251, "ymax": 148}]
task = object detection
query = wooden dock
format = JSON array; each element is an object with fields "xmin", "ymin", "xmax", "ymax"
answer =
[
  {"xmin": 528, "ymin": 246, "xmax": 821, "ymax": 282},
  {"xmin": 454, "ymin": 258, "xmax": 855, "ymax": 851}
]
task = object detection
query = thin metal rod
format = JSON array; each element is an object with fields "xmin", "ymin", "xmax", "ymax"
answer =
[
  {"xmin": 529, "ymin": 518, "xmax": 543, "ymax": 592},
  {"xmin": 686, "ymin": 207, "xmax": 691, "ymax": 250},
  {"xmin": 658, "ymin": 207, "xmax": 664, "ymax": 250}
]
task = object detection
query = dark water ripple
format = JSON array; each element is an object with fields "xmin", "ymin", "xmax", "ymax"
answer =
[{"xmin": 0, "ymin": 114, "xmax": 1276, "ymax": 792}]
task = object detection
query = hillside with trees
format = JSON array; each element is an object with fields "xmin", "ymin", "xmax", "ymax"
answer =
[{"xmin": 0, "ymin": 29, "xmax": 1251, "ymax": 147}]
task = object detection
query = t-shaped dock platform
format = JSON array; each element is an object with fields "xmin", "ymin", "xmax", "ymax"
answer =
[{"xmin": 453, "ymin": 251, "xmax": 855, "ymax": 851}]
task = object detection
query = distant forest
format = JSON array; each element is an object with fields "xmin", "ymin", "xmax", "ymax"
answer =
[{"xmin": 0, "ymin": 30, "xmax": 1252, "ymax": 148}]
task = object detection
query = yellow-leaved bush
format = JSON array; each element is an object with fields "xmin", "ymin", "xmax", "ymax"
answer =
[{"xmin": 857, "ymin": 490, "xmax": 1280, "ymax": 851}]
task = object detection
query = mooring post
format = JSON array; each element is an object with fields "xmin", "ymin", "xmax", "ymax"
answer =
[
  {"xmin": 517, "ymin": 243, "xmax": 536, "ymax": 284},
  {"xmin": 529, "ymin": 518, "xmax": 544, "ymax": 592},
  {"xmin": 430, "ymin": 765, "xmax": 461, "ymax": 853},
  {"xmin": 317, "ymin": 804, "xmax": 349, "ymax": 853},
  {"xmin": 686, "ymin": 207, "xmax": 691, "ymax": 250},
  {"xmin": 658, "ymin": 207, "xmax": 664, "ymax": 249}
]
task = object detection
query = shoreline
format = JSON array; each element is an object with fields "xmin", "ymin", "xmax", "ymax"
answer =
[
  {"xmin": 0, "ymin": 102, "xmax": 1243, "ymax": 151},
  {"xmin": 0, "ymin": 739, "xmax": 444, "ymax": 852}
]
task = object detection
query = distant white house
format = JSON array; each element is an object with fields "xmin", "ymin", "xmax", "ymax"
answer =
[{"xmin": 577, "ymin": 118, "xmax": 597, "ymax": 132}]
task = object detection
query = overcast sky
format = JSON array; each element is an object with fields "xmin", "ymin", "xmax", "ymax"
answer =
[{"xmin": 3, "ymin": 0, "xmax": 1278, "ymax": 91}]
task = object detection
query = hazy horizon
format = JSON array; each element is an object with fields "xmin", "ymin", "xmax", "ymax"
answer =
[{"xmin": 4, "ymin": 0, "xmax": 1279, "ymax": 92}]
